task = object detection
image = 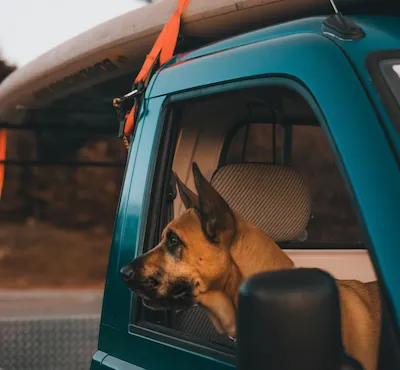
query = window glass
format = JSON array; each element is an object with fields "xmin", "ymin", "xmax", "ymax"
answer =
[
  {"xmin": 291, "ymin": 125, "xmax": 363, "ymax": 243},
  {"xmin": 225, "ymin": 123, "xmax": 283, "ymax": 164}
]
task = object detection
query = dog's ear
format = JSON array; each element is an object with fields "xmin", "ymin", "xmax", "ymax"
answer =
[
  {"xmin": 175, "ymin": 172, "xmax": 199, "ymax": 209},
  {"xmin": 192, "ymin": 162, "xmax": 236, "ymax": 247}
]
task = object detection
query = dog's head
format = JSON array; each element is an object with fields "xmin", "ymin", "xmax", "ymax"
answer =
[{"xmin": 120, "ymin": 162, "xmax": 237, "ymax": 311}]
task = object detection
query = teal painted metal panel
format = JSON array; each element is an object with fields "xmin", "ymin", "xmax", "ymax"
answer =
[
  {"xmin": 102, "ymin": 355, "xmax": 145, "ymax": 370},
  {"xmin": 100, "ymin": 96, "xmax": 166, "ymax": 332},
  {"xmin": 98, "ymin": 321, "xmax": 233, "ymax": 369},
  {"xmin": 91, "ymin": 351, "xmax": 108, "ymax": 369},
  {"xmin": 168, "ymin": 17, "xmax": 325, "ymax": 66}
]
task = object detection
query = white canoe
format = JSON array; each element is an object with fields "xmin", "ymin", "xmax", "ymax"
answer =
[{"xmin": 0, "ymin": 0, "xmax": 378, "ymax": 123}]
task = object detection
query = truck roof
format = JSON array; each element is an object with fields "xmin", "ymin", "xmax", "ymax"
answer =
[{"xmin": 0, "ymin": 0, "xmax": 395, "ymax": 124}]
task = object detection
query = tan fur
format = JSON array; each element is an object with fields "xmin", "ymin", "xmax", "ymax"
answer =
[
  {"xmin": 158, "ymin": 209, "xmax": 381, "ymax": 370},
  {"xmin": 131, "ymin": 165, "xmax": 381, "ymax": 370},
  {"xmin": 337, "ymin": 280, "xmax": 381, "ymax": 370}
]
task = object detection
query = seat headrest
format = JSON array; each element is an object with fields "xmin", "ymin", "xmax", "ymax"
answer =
[{"xmin": 210, "ymin": 164, "xmax": 310, "ymax": 242}]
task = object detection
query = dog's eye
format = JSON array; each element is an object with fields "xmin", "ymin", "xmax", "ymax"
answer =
[
  {"xmin": 170, "ymin": 235, "xmax": 180, "ymax": 246},
  {"xmin": 166, "ymin": 231, "xmax": 182, "ymax": 254}
]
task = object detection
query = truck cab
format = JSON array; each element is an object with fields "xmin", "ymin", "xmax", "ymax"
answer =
[
  {"xmin": 0, "ymin": 2, "xmax": 399, "ymax": 369},
  {"xmin": 92, "ymin": 12, "xmax": 400, "ymax": 370}
]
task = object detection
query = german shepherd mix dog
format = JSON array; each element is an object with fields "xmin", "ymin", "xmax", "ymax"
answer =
[{"xmin": 121, "ymin": 162, "xmax": 381, "ymax": 370}]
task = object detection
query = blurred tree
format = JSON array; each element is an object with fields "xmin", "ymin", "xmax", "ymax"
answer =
[{"xmin": 0, "ymin": 54, "xmax": 16, "ymax": 83}]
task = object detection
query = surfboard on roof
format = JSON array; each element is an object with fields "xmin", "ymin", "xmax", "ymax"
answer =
[{"xmin": 0, "ymin": 0, "xmax": 388, "ymax": 123}]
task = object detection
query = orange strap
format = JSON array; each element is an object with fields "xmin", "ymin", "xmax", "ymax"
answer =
[
  {"xmin": 124, "ymin": 0, "xmax": 190, "ymax": 137},
  {"xmin": 0, "ymin": 129, "xmax": 6, "ymax": 199}
]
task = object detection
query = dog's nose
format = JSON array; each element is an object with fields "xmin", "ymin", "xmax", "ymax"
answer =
[{"xmin": 120, "ymin": 265, "xmax": 135, "ymax": 282}]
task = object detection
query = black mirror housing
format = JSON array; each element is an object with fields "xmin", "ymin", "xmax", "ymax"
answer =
[{"xmin": 236, "ymin": 268, "xmax": 363, "ymax": 370}]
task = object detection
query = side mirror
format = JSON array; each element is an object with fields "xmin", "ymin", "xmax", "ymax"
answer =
[{"xmin": 236, "ymin": 268, "xmax": 363, "ymax": 370}]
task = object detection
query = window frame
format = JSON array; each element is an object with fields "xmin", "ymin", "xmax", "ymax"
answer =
[
  {"xmin": 128, "ymin": 99, "xmax": 237, "ymax": 365},
  {"xmin": 126, "ymin": 75, "xmax": 378, "ymax": 361}
]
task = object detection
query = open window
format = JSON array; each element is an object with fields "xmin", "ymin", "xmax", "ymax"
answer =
[{"xmin": 129, "ymin": 80, "xmax": 379, "ymax": 361}]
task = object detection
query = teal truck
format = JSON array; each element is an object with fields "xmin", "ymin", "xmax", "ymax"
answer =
[{"xmin": 0, "ymin": 0, "xmax": 399, "ymax": 369}]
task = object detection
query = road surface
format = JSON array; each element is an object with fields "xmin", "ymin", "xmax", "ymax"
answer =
[
  {"xmin": 0, "ymin": 290, "xmax": 103, "ymax": 370},
  {"xmin": 0, "ymin": 290, "xmax": 103, "ymax": 318}
]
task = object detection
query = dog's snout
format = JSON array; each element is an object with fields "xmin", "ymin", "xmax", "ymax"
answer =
[{"xmin": 120, "ymin": 265, "xmax": 135, "ymax": 282}]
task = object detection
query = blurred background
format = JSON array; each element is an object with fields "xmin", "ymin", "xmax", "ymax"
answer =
[
  {"xmin": 0, "ymin": 1, "xmax": 153, "ymax": 369},
  {"xmin": 0, "ymin": 0, "xmax": 155, "ymax": 292}
]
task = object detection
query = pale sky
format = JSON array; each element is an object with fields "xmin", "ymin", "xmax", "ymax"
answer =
[{"xmin": 0, "ymin": 0, "xmax": 144, "ymax": 66}]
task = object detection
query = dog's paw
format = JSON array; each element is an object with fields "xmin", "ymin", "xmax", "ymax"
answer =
[
  {"xmin": 225, "ymin": 322, "xmax": 236, "ymax": 338},
  {"xmin": 197, "ymin": 290, "xmax": 237, "ymax": 337}
]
